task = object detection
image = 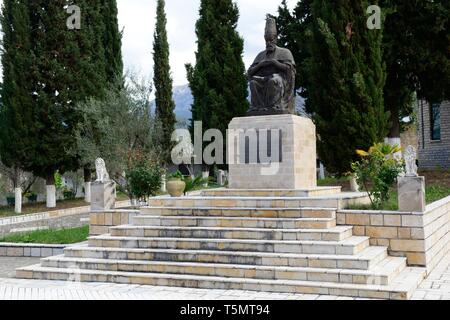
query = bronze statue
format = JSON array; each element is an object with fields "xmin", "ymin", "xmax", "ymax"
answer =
[{"xmin": 247, "ymin": 15, "xmax": 296, "ymax": 116}]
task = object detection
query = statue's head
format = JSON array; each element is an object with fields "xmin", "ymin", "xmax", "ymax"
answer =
[
  {"xmin": 264, "ymin": 15, "xmax": 277, "ymax": 53},
  {"xmin": 95, "ymin": 158, "xmax": 105, "ymax": 169}
]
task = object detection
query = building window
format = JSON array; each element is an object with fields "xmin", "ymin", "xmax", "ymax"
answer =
[{"xmin": 430, "ymin": 103, "xmax": 441, "ymax": 141}]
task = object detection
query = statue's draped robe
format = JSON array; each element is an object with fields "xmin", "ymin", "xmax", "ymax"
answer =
[{"xmin": 248, "ymin": 46, "xmax": 296, "ymax": 115}]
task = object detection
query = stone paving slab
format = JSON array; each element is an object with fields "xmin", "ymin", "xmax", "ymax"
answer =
[
  {"xmin": 0, "ymin": 257, "xmax": 41, "ymax": 278},
  {"xmin": 2, "ymin": 249, "xmax": 450, "ymax": 300},
  {"xmin": 412, "ymin": 250, "xmax": 450, "ymax": 300},
  {"xmin": 0, "ymin": 278, "xmax": 370, "ymax": 300}
]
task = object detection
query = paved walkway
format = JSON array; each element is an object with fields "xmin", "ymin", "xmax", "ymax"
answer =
[
  {"xmin": 0, "ymin": 257, "xmax": 41, "ymax": 278},
  {"xmin": 1, "ymin": 251, "xmax": 450, "ymax": 300},
  {"xmin": 412, "ymin": 251, "xmax": 450, "ymax": 300}
]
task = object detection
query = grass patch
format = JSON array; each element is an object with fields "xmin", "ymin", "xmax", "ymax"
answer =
[
  {"xmin": 0, "ymin": 226, "xmax": 89, "ymax": 244},
  {"xmin": 318, "ymin": 176, "xmax": 350, "ymax": 187},
  {"xmin": 348, "ymin": 185, "xmax": 450, "ymax": 211}
]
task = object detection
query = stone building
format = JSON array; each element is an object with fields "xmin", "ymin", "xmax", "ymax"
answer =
[{"xmin": 418, "ymin": 100, "xmax": 450, "ymax": 169}]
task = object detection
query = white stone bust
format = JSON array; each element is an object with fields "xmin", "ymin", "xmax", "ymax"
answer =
[
  {"xmin": 95, "ymin": 158, "xmax": 110, "ymax": 183},
  {"xmin": 404, "ymin": 145, "xmax": 418, "ymax": 177}
]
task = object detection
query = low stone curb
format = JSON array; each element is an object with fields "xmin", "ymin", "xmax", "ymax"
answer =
[
  {"xmin": 0, "ymin": 242, "xmax": 69, "ymax": 258},
  {"xmin": 0, "ymin": 200, "xmax": 131, "ymax": 227}
]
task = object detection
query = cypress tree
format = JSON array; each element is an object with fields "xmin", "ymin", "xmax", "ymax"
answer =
[
  {"xmin": 26, "ymin": 0, "xmax": 109, "ymax": 206},
  {"xmin": 0, "ymin": 0, "xmax": 35, "ymax": 174},
  {"xmin": 382, "ymin": 0, "xmax": 450, "ymax": 140},
  {"xmin": 186, "ymin": 0, "xmax": 249, "ymax": 167},
  {"xmin": 101, "ymin": 0, "xmax": 123, "ymax": 81},
  {"xmin": 306, "ymin": 0, "xmax": 389, "ymax": 174},
  {"xmin": 276, "ymin": 0, "xmax": 313, "ymax": 96},
  {"xmin": 153, "ymin": 0, "xmax": 176, "ymax": 165}
]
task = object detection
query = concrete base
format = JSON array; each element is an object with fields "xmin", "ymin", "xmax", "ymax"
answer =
[
  {"xmin": 227, "ymin": 114, "xmax": 317, "ymax": 189},
  {"xmin": 398, "ymin": 176, "xmax": 426, "ymax": 212},
  {"xmin": 90, "ymin": 182, "xmax": 116, "ymax": 211},
  {"xmin": 46, "ymin": 185, "xmax": 56, "ymax": 208}
]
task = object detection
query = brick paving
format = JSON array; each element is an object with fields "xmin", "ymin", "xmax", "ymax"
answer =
[
  {"xmin": 412, "ymin": 251, "xmax": 450, "ymax": 300},
  {"xmin": 1, "ymin": 251, "xmax": 450, "ymax": 300}
]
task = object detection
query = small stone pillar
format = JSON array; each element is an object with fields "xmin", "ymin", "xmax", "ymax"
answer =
[
  {"xmin": 202, "ymin": 171, "xmax": 209, "ymax": 187},
  {"xmin": 46, "ymin": 185, "xmax": 56, "ymax": 208},
  {"xmin": 14, "ymin": 187, "xmax": 22, "ymax": 214},
  {"xmin": 398, "ymin": 145, "xmax": 425, "ymax": 212},
  {"xmin": 161, "ymin": 174, "xmax": 167, "ymax": 193},
  {"xmin": 398, "ymin": 176, "xmax": 426, "ymax": 212},
  {"xmin": 217, "ymin": 170, "xmax": 226, "ymax": 186},
  {"xmin": 90, "ymin": 181, "xmax": 116, "ymax": 211},
  {"xmin": 84, "ymin": 182, "xmax": 91, "ymax": 203}
]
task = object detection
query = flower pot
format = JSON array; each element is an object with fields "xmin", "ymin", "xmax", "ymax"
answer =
[{"xmin": 167, "ymin": 179, "xmax": 186, "ymax": 197}]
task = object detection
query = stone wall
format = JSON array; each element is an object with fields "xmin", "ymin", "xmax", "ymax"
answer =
[
  {"xmin": 90, "ymin": 209, "xmax": 139, "ymax": 235},
  {"xmin": 418, "ymin": 100, "xmax": 450, "ymax": 169},
  {"xmin": 422, "ymin": 196, "xmax": 450, "ymax": 272},
  {"xmin": 0, "ymin": 243, "xmax": 66, "ymax": 257},
  {"xmin": 337, "ymin": 196, "xmax": 450, "ymax": 273},
  {"xmin": 0, "ymin": 200, "xmax": 131, "ymax": 237}
]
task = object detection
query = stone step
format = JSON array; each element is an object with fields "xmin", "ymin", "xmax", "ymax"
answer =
[
  {"xmin": 40, "ymin": 256, "xmax": 406, "ymax": 285},
  {"xmin": 64, "ymin": 246, "xmax": 388, "ymax": 270},
  {"xmin": 200, "ymin": 187, "xmax": 342, "ymax": 198},
  {"xmin": 88, "ymin": 235, "xmax": 370, "ymax": 255},
  {"xmin": 146, "ymin": 192, "xmax": 370, "ymax": 209},
  {"xmin": 139, "ymin": 207, "xmax": 336, "ymax": 219},
  {"xmin": 133, "ymin": 216, "xmax": 337, "ymax": 230},
  {"xmin": 16, "ymin": 265, "xmax": 426, "ymax": 300},
  {"xmin": 109, "ymin": 225, "xmax": 352, "ymax": 241}
]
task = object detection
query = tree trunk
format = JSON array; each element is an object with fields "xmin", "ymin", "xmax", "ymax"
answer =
[
  {"xmin": 385, "ymin": 107, "xmax": 402, "ymax": 159},
  {"xmin": 46, "ymin": 174, "xmax": 56, "ymax": 208}
]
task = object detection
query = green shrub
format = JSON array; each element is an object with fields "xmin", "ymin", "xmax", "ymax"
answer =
[
  {"xmin": 351, "ymin": 143, "xmax": 404, "ymax": 209},
  {"xmin": 169, "ymin": 170, "xmax": 184, "ymax": 180},
  {"xmin": 63, "ymin": 188, "xmax": 76, "ymax": 200},
  {"xmin": 183, "ymin": 175, "xmax": 210, "ymax": 195},
  {"xmin": 127, "ymin": 163, "xmax": 163, "ymax": 202}
]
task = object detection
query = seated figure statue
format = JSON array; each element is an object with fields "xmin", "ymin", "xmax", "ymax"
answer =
[{"xmin": 247, "ymin": 15, "xmax": 296, "ymax": 116}]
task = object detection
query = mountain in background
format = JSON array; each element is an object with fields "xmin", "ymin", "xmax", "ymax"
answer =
[{"xmin": 151, "ymin": 84, "xmax": 307, "ymax": 122}]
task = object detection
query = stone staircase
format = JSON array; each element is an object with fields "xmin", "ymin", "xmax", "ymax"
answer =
[{"xmin": 16, "ymin": 187, "xmax": 426, "ymax": 300}]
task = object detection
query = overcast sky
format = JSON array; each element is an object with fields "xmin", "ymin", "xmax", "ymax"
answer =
[
  {"xmin": 119, "ymin": 0, "xmax": 296, "ymax": 86},
  {"xmin": 0, "ymin": 0, "xmax": 297, "ymax": 86}
]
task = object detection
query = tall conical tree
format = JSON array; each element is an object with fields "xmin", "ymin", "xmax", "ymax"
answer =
[
  {"xmin": 306, "ymin": 0, "xmax": 389, "ymax": 174},
  {"xmin": 0, "ymin": 0, "xmax": 35, "ymax": 175},
  {"xmin": 101, "ymin": 0, "xmax": 123, "ymax": 82},
  {"xmin": 27, "ymin": 0, "xmax": 108, "ymax": 206},
  {"xmin": 186, "ymin": 0, "xmax": 249, "ymax": 167},
  {"xmin": 153, "ymin": 0, "xmax": 176, "ymax": 165},
  {"xmin": 78, "ymin": 0, "xmax": 123, "ymax": 191}
]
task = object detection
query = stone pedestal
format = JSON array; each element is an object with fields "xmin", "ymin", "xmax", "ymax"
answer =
[
  {"xmin": 90, "ymin": 181, "xmax": 116, "ymax": 211},
  {"xmin": 227, "ymin": 114, "xmax": 317, "ymax": 189},
  {"xmin": 398, "ymin": 176, "xmax": 426, "ymax": 212}
]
